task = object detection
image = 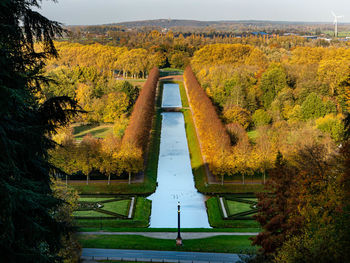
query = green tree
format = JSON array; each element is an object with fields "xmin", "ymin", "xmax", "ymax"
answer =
[
  {"xmin": 259, "ymin": 63, "xmax": 287, "ymax": 109},
  {"xmin": 0, "ymin": 0, "xmax": 79, "ymax": 262},
  {"xmin": 316, "ymin": 114, "xmax": 344, "ymax": 142},
  {"xmin": 252, "ymin": 109, "xmax": 272, "ymax": 127},
  {"xmin": 301, "ymin": 92, "xmax": 335, "ymax": 120}
]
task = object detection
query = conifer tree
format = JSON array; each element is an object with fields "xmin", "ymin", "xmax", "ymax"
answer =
[{"xmin": 0, "ymin": 0, "xmax": 79, "ymax": 261}]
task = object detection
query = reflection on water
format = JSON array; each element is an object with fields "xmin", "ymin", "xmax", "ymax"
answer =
[
  {"xmin": 161, "ymin": 83, "xmax": 182, "ymax": 108},
  {"xmin": 148, "ymin": 83, "xmax": 210, "ymax": 228}
]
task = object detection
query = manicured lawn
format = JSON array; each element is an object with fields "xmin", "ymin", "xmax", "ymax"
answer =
[
  {"xmin": 69, "ymin": 182, "xmax": 154, "ymax": 195},
  {"xmin": 73, "ymin": 210, "xmax": 110, "ymax": 217},
  {"xmin": 78, "ymin": 234, "xmax": 256, "ymax": 254},
  {"xmin": 226, "ymin": 200, "xmax": 253, "ymax": 215},
  {"xmin": 74, "ymin": 198, "xmax": 130, "ymax": 217},
  {"xmin": 206, "ymin": 197, "xmax": 260, "ymax": 229},
  {"xmin": 75, "ymin": 197, "xmax": 151, "ymax": 228},
  {"xmin": 73, "ymin": 123, "xmax": 114, "ymax": 140},
  {"xmin": 103, "ymin": 200, "xmax": 130, "ymax": 216},
  {"xmin": 79, "ymin": 197, "xmax": 114, "ymax": 202},
  {"xmin": 161, "ymin": 68, "xmax": 184, "ymax": 72}
]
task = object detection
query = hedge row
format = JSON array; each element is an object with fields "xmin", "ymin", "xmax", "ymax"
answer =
[
  {"xmin": 184, "ymin": 65, "xmax": 231, "ymax": 175},
  {"xmin": 121, "ymin": 67, "xmax": 159, "ymax": 154}
]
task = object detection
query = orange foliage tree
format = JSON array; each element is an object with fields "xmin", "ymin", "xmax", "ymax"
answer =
[
  {"xmin": 120, "ymin": 67, "xmax": 159, "ymax": 179},
  {"xmin": 184, "ymin": 65, "xmax": 232, "ymax": 179}
]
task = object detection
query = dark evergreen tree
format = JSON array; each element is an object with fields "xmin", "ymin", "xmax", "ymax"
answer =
[{"xmin": 0, "ymin": 1, "xmax": 79, "ymax": 262}]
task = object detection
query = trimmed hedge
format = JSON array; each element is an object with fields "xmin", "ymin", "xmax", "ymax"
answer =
[
  {"xmin": 206, "ymin": 197, "xmax": 260, "ymax": 229},
  {"xmin": 75, "ymin": 197, "xmax": 151, "ymax": 228},
  {"xmin": 122, "ymin": 67, "xmax": 159, "ymax": 152}
]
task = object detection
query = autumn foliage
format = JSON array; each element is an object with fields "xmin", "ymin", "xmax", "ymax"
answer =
[
  {"xmin": 121, "ymin": 67, "xmax": 159, "ymax": 156},
  {"xmin": 184, "ymin": 65, "xmax": 232, "ymax": 175}
]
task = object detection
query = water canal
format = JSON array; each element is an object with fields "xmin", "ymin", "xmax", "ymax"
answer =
[{"xmin": 148, "ymin": 82, "xmax": 210, "ymax": 228}]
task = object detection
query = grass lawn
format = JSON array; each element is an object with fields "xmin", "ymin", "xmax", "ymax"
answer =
[
  {"xmin": 226, "ymin": 200, "xmax": 253, "ymax": 215},
  {"xmin": 206, "ymin": 197, "xmax": 260, "ymax": 229},
  {"xmin": 127, "ymin": 79, "xmax": 146, "ymax": 87},
  {"xmin": 77, "ymin": 227, "xmax": 260, "ymax": 232},
  {"xmin": 73, "ymin": 210, "xmax": 111, "ymax": 217},
  {"xmin": 73, "ymin": 123, "xmax": 114, "ymax": 140},
  {"xmin": 75, "ymin": 197, "xmax": 151, "ymax": 228},
  {"xmin": 70, "ymin": 182, "xmax": 154, "ymax": 195},
  {"xmin": 79, "ymin": 197, "xmax": 115, "ymax": 202},
  {"xmin": 161, "ymin": 68, "xmax": 184, "ymax": 72},
  {"xmin": 102, "ymin": 200, "xmax": 130, "ymax": 216},
  {"xmin": 78, "ymin": 234, "xmax": 256, "ymax": 254},
  {"xmin": 74, "ymin": 198, "xmax": 130, "ymax": 217}
]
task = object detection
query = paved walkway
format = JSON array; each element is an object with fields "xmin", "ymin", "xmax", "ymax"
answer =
[
  {"xmin": 78, "ymin": 231, "xmax": 258, "ymax": 240},
  {"xmin": 82, "ymin": 248, "xmax": 242, "ymax": 262}
]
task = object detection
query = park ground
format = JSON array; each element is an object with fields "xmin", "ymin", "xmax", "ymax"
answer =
[{"xmin": 70, "ymin": 70, "xmax": 261, "ymax": 253}]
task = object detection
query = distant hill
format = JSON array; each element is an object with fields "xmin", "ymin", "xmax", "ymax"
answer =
[
  {"xmin": 108, "ymin": 19, "xmax": 341, "ymax": 28},
  {"xmin": 66, "ymin": 19, "xmax": 350, "ymax": 36},
  {"xmin": 109, "ymin": 19, "xmax": 218, "ymax": 28}
]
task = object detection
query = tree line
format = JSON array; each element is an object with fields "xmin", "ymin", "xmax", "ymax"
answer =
[{"xmin": 48, "ymin": 42, "xmax": 165, "ymax": 78}]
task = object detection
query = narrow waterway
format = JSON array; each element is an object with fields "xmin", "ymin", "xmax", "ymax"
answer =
[{"xmin": 148, "ymin": 83, "xmax": 210, "ymax": 228}]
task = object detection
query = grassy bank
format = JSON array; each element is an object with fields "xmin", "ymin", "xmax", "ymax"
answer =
[
  {"xmin": 206, "ymin": 197, "xmax": 260, "ymax": 229},
  {"xmin": 75, "ymin": 197, "xmax": 151, "ymax": 228},
  {"xmin": 78, "ymin": 234, "xmax": 256, "ymax": 254}
]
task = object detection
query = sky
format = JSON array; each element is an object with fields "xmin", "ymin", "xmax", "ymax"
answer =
[{"xmin": 38, "ymin": 0, "xmax": 350, "ymax": 25}]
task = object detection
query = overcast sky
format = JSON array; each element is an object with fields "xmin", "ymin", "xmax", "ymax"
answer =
[{"xmin": 39, "ymin": 0, "xmax": 350, "ymax": 25}]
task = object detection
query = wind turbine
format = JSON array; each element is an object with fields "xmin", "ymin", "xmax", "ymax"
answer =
[{"xmin": 332, "ymin": 11, "xmax": 344, "ymax": 37}]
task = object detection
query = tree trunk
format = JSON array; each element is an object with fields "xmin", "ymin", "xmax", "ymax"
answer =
[
  {"xmin": 65, "ymin": 174, "xmax": 68, "ymax": 188},
  {"xmin": 221, "ymin": 174, "xmax": 224, "ymax": 186},
  {"xmin": 242, "ymin": 173, "xmax": 245, "ymax": 184},
  {"xmin": 263, "ymin": 171, "xmax": 266, "ymax": 184},
  {"xmin": 86, "ymin": 174, "xmax": 89, "ymax": 185},
  {"xmin": 128, "ymin": 172, "xmax": 131, "ymax": 184},
  {"xmin": 108, "ymin": 174, "xmax": 111, "ymax": 185}
]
